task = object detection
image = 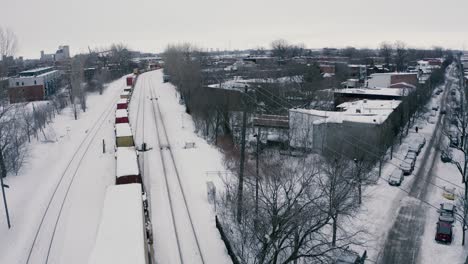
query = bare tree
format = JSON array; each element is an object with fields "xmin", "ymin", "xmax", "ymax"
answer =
[
  {"xmin": 318, "ymin": 155, "xmax": 358, "ymax": 246},
  {"xmin": 271, "ymin": 39, "xmax": 289, "ymax": 59},
  {"xmin": 0, "ymin": 27, "xmax": 18, "ymax": 58},
  {"xmin": 455, "ymin": 191, "xmax": 468, "ymax": 245},
  {"xmin": 379, "ymin": 42, "xmax": 393, "ymax": 68},
  {"xmin": 70, "ymin": 57, "xmax": 85, "ymax": 119},
  {"xmin": 394, "ymin": 41, "xmax": 408, "ymax": 72},
  {"xmin": 218, "ymin": 154, "xmax": 361, "ymax": 264}
]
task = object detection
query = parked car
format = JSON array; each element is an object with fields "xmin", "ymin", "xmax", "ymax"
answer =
[
  {"xmin": 408, "ymin": 143, "xmax": 421, "ymax": 155},
  {"xmin": 405, "ymin": 151, "xmax": 417, "ymax": 161},
  {"xmin": 432, "ymin": 105, "xmax": 439, "ymax": 111},
  {"xmin": 439, "ymin": 203, "xmax": 456, "ymax": 223},
  {"xmin": 440, "ymin": 110, "xmax": 447, "ymax": 115},
  {"xmin": 441, "ymin": 151, "xmax": 452, "ymax": 163},
  {"xmin": 449, "ymin": 135, "xmax": 459, "ymax": 148},
  {"xmin": 400, "ymin": 160, "xmax": 413, "ymax": 175},
  {"xmin": 435, "ymin": 221, "xmax": 453, "ymax": 243},
  {"xmin": 388, "ymin": 169, "xmax": 404, "ymax": 186},
  {"xmin": 335, "ymin": 252, "xmax": 361, "ymax": 264}
]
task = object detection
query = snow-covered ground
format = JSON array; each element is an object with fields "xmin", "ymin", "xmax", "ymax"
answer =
[
  {"xmin": 130, "ymin": 70, "xmax": 231, "ymax": 264},
  {"xmin": 0, "ymin": 76, "xmax": 128, "ymax": 264}
]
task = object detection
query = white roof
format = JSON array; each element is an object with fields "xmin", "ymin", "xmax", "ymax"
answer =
[
  {"xmin": 121, "ymin": 91, "xmax": 130, "ymax": 96},
  {"xmin": 116, "ymin": 147, "xmax": 139, "ymax": 177},
  {"xmin": 115, "ymin": 123, "xmax": 132, "ymax": 137},
  {"xmin": 335, "ymin": 87, "xmax": 409, "ymax": 97},
  {"xmin": 117, "ymin": 99, "xmax": 128, "ymax": 104},
  {"xmin": 115, "ymin": 109, "xmax": 128, "ymax": 118},
  {"xmin": 88, "ymin": 184, "xmax": 146, "ymax": 264},
  {"xmin": 291, "ymin": 99, "xmax": 401, "ymax": 125}
]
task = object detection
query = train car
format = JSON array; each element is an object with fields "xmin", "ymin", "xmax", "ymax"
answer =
[
  {"xmin": 115, "ymin": 123, "xmax": 134, "ymax": 147},
  {"xmin": 127, "ymin": 76, "xmax": 135, "ymax": 86},
  {"xmin": 115, "ymin": 146, "xmax": 141, "ymax": 184},
  {"xmin": 120, "ymin": 91, "xmax": 131, "ymax": 99},
  {"xmin": 116, "ymin": 99, "xmax": 128, "ymax": 110},
  {"xmin": 88, "ymin": 184, "xmax": 148, "ymax": 264},
  {"xmin": 115, "ymin": 109, "xmax": 129, "ymax": 124}
]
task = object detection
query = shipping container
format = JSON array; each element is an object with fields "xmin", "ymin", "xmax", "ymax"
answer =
[
  {"xmin": 115, "ymin": 109, "xmax": 129, "ymax": 124},
  {"xmin": 127, "ymin": 76, "xmax": 134, "ymax": 86},
  {"xmin": 117, "ymin": 99, "xmax": 128, "ymax": 110},
  {"xmin": 115, "ymin": 123, "xmax": 134, "ymax": 147}
]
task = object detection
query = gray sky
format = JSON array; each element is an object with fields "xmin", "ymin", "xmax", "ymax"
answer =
[{"xmin": 2, "ymin": 0, "xmax": 468, "ymax": 59}]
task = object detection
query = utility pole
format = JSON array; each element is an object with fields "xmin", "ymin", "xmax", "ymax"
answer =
[
  {"xmin": 254, "ymin": 127, "xmax": 261, "ymax": 224},
  {"xmin": 0, "ymin": 151, "xmax": 11, "ymax": 229},
  {"xmin": 237, "ymin": 86, "xmax": 248, "ymax": 223}
]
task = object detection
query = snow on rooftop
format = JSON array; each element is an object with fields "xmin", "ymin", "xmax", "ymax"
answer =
[
  {"xmin": 291, "ymin": 99, "xmax": 401, "ymax": 125},
  {"xmin": 117, "ymin": 99, "xmax": 128, "ymax": 104},
  {"xmin": 20, "ymin": 67, "xmax": 54, "ymax": 74},
  {"xmin": 116, "ymin": 147, "xmax": 139, "ymax": 177},
  {"xmin": 335, "ymin": 87, "xmax": 409, "ymax": 97},
  {"xmin": 115, "ymin": 123, "xmax": 132, "ymax": 137},
  {"xmin": 121, "ymin": 91, "xmax": 130, "ymax": 96},
  {"xmin": 88, "ymin": 184, "xmax": 146, "ymax": 264},
  {"xmin": 115, "ymin": 109, "xmax": 128, "ymax": 118}
]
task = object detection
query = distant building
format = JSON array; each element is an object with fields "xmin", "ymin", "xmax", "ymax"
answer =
[
  {"xmin": 366, "ymin": 72, "xmax": 418, "ymax": 88},
  {"xmin": 8, "ymin": 67, "xmax": 61, "ymax": 103},
  {"xmin": 40, "ymin": 45, "xmax": 70, "ymax": 62}
]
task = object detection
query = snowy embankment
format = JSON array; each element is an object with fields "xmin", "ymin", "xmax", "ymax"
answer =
[
  {"xmin": 133, "ymin": 70, "xmax": 231, "ymax": 263},
  {"xmin": 0, "ymin": 77, "xmax": 127, "ymax": 264}
]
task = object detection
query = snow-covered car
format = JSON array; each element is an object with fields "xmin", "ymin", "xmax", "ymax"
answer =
[
  {"xmin": 388, "ymin": 169, "xmax": 404, "ymax": 186},
  {"xmin": 439, "ymin": 203, "xmax": 456, "ymax": 223},
  {"xmin": 335, "ymin": 252, "xmax": 361, "ymax": 264},
  {"xmin": 405, "ymin": 151, "xmax": 417, "ymax": 161},
  {"xmin": 400, "ymin": 160, "xmax": 413, "ymax": 175}
]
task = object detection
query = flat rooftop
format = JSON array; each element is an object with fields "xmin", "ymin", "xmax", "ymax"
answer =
[
  {"xmin": 334, "ymin": 87, "xmax": 410, "ymax": 97},
  {"xmin": 291, "ymin": 99, "xmax": 401, "ymax": 125}
]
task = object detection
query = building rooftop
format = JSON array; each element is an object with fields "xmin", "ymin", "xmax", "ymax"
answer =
[
  {"xmin": 291, "ymin": 99, "xmax": 401, "ymax": 125},
  {"xmin": 334, "ymin": 87, "xmax": 410, "ymax": 97}
]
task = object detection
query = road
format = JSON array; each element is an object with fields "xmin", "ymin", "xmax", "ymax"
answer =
[{"xmin": 379, "ymin": 67, "xmax": 455, "ymax": 264}]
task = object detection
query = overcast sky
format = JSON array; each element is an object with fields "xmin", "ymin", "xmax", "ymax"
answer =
[{"xmin": 2, "ymin": 0, "xmax": 468, "ymax": 59}]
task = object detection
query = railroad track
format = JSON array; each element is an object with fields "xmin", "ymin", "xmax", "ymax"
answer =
[
  {"xmin": 25, "ymin": 80, "xmax": 125, "ymax": 264},
  {"xmin": 148, "ymin": 82, "xmax": 206, "ymax": 264}
]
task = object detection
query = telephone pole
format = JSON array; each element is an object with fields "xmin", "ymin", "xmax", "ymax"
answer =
[{"xmin": 237, "ymin": 86, "xmax": 249, "ymax": 223}]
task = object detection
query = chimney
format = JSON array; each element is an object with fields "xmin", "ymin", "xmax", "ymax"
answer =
[{"xmin": 40, "ymin": 50, "xmax": 44, "ymax": 59}]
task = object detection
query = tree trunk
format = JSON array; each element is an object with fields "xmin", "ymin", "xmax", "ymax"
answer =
[
  {"xmin": 332, "ymin": 214, "xmax": 338, "ymax": 246},
  {"xmin": 237, "ymin": 109, "xmax": 247, "ymax": 223}
]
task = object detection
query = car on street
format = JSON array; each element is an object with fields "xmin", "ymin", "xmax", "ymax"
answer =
[
  {"xmin": 449, "ymin": 135, "xmax": 459, "ymax": 148},
  {"xmin": 440, "ymin": 110, "xmax": 447, "ymax": 115},
  {"xmin": 405, "ymin": 151, "xmax": 417, "ymax": 161},
  {"xmin": 439, "ymin": 203, "xmax": 456, "ymax": 223},
  {"xmin": 388, "ymin": 169, "xmax": 404, "ymax": 186},
  {"xmin": 408, "ymin": 143, "xmax": 421, "ymax": 155},
  {"xmin": 435, "ymin": 221, "xmax": 453, "ymax": 244},
  {"xmin": 432, "ymin": 105, "xmax": 439, "ymax": 111},
  {"xmin": 441, "ymin": 150, "xmax": 452, "ymax": 163},
  {"xmin": 400, "ymin": 160, "xmax": 413, "ymax": 175},
  {"xmin": 335, "ymin": 252, "xmax": 361, "ymax": 264}
]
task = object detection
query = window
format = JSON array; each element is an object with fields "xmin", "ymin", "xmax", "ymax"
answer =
[
  {"xmin": 22, "ymin": 82, "xmax": 24, "ymax": 86},
  {"xmin": 16, "ymin": 82, "xmax": 19, "ymax": 86},
  {"xmin": 34, "ymin": 80, "xmax": 37, "ymax": 85}
]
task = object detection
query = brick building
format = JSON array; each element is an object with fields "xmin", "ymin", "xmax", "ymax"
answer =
[{"xmin": 8, "ymin": 67, "xmax": 61, "ymax": 103}]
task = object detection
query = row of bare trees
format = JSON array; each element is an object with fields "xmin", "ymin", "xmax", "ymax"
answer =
[{"xmin": 218, "ymin": 150, "xmax": 367, "ymax": 264}]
